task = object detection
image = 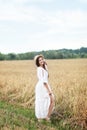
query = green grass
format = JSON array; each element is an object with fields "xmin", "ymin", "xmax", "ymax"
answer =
[
  {"xmin": 0, "ymin": 100, "xmax": 55, "ymax": 130},
  {"xmin": 0, "ymin": 100, "xmax": 83, "ymax": 130}
]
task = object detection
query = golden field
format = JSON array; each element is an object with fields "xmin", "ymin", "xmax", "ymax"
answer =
[{"xmin": 0, "ymin": 59, "xmax": 87, "ymax": 124}]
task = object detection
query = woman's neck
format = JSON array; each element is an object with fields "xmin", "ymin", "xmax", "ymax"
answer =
[{"xmin": 40, "ymin": 65, "xmax": 47, "ymax": 71}]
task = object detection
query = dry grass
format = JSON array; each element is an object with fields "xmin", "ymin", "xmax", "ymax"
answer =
[
  {"xmin": 0, "ymin": 60, "xmax": 36, "ymax": 107},
  {"xmin": 0, "ymin": 59, "xmax": 87, "ymax": 125}
]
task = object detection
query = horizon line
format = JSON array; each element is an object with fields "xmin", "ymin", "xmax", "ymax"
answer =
[{"xmin": 0, "ymin": 46, "xmax": 87, "ymax": 54}]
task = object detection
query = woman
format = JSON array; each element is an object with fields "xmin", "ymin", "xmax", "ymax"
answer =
[{"xmin": 34, "ymin": 54, "xmax": 54, "ymax": 121}]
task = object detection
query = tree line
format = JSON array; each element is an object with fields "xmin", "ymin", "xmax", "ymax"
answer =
[{"xmin": 0, "ymin": 47, "xmax": 87, "ymax": 60}]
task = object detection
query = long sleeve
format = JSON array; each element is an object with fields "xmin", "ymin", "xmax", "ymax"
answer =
[{"xmin": 37, "ymin": 67, "xmax": 48, "ymax": 83}]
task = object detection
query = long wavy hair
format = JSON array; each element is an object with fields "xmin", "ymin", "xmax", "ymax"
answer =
[{"xmin": 35, "ymin": 55, "xmax": 47, "ymax": 70}]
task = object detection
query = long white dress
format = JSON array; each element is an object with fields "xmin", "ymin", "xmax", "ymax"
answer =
[{"xmin": 35, "ymin": 66, "xmax": 52, "ymax": 119}]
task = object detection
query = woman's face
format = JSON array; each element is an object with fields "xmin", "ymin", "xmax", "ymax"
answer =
[{"xmin": 38, "ymin": 57, "xmax": 44, "ymax": 66}]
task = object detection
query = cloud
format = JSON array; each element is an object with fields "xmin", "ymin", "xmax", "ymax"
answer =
[
  {"xmin": 14, "ymin": 0, "xmax": 53, "ymax": 3},
  {"xmin": 0, "ymin": 2, "xmax": 87, "ymax": 42},
  {"xmin": 0, "ymin": 1, "xmax": 87, "ymax": 28},
  {"xmin": 2, "ymin": 0, "xmax": 54, "ymax": 4},
  {"xmin": 0, "ymin": 0, "xmax": 87, "ymax": 53},
  {"xmin": 0, "ymin": 4, "xmax": 37, "ymax": 22},
  {"xmin": 78, "ymin": 0, "xmax": 87, "ymax": 3}
]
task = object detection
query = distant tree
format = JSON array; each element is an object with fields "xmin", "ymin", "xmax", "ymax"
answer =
[
  {"xmin": 6, "ymin": 53, "xmax": 17, "ymax": 60},
  {"xmin": 18, "ymin": 52, "xmax": 35, "ymax": 60},
  {"xmin": 0, "ymin": 47, "xmax": 87, "ymax": 60},
  {"xmin": 0, "ymin": 53, "xmax": 5, "ymax": 60},
  {"xmin": 57, "ymin": 52, "xmax": 64, "ymax": 59},
  {"xmin": 80, "ymin": 53, "xmax": 85, "ymax": 58},
  {"xmin": 80, "ymin": 47, "xmax": 87, "ymax": 53}
]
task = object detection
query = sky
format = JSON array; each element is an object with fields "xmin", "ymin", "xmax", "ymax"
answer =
[{"xmin": 0, "ymin": 0, "xmax": 87, "ymax": 54}]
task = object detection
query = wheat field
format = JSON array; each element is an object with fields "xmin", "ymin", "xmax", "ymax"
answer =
[{"xmin": 0, "ymin": 59, "xmax": 87, "ymax": 124}]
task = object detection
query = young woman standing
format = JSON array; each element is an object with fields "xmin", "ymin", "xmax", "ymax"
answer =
[{"xmin": 34, "ymin": 54, "xmax": 54, "ymax": 121}]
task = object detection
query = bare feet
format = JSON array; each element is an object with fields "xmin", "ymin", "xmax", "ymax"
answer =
[
  {"xmin": 38, "ymin": 119, "xmax": 42, "ymax": 122},
  {"xmin": 45, "ymin": 117, "xmax": 51, "ymax": 122}
]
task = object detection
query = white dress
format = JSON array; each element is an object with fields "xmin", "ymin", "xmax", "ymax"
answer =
[{"xmin": 35, "ymin": 66, "xmax": 52, "ymax": 119}]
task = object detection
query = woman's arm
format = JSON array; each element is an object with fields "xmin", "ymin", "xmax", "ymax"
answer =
[
  {"xmin": 44, "ymin": 82, "xmax": 52, "ymax": 95},
  {"xmin": 38, "ymin": 67, "xmax": 52, "ymax": 95}
]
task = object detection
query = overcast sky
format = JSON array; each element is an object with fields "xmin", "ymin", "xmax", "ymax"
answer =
[{"xmin": 0, "ymin": 0, "xmax": 87, "ymax": 53}]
